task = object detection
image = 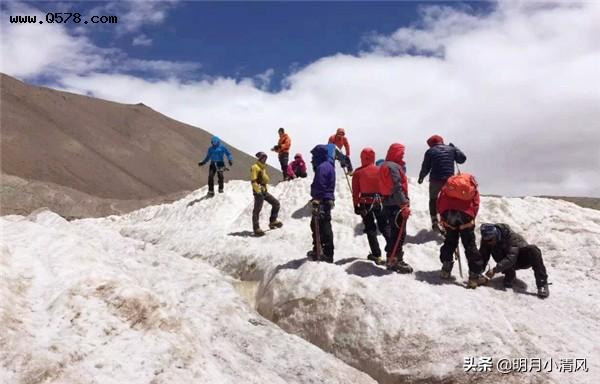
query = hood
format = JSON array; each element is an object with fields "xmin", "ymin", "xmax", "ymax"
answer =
[
  {"xmin": 426, "ymin": 135, "xmax": 444, "ymax": 147},
  {"xmin": 294, "ymin": 153, "xmax": 303, "ymax": 161},
  {"xmin": 211, "ymin": 136, "xmax": 221, "ymax": 146},
  {"xmin": 336, "ymin": 128, "xmax": 345, "ymax": 136},
  {"xmin": 360, "ymin": 147, "xmax": 375, "ymax": 167},
  {"xmin": 385, "ymin": 143, "xmax": 405, "ymax": 164},
  {"xmin": 311, "ymin": 144, "xmax": 330, "ymax": 166}
]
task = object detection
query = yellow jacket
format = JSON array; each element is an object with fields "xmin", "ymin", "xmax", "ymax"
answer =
[{"xmin": 250, "ymin": 161, "xmax": 269, "ymax": 193}]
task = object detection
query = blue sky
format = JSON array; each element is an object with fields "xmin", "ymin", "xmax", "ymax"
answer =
[
  {"xmin": 20, "ymin": 1, "xmax": 492, "ymax": 90},
  {"xmin": 2, "ymin": 1, "xmax": 599, "ymax": 196}
]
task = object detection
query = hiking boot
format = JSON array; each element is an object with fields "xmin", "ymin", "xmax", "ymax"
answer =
[
  {"xmin": 388, "ymin": 260, "xmax": 413, "ymax": 274},
  {"xmin": 207, "ymin": 191, "xmax": 215, "ymax": 197},
  {"xmin": 537, "ymin": 284, "xmax": 550, "ymax": 299},
  {"xmin": 467, "ymin": 274, "xmax": 489, "ymax": 289},
  {"xmin": 503, "ymin": 275, "xmax": 515, "ymax": 288},
  {"xmin": 269, "ymin": 220, "xmax": 283, "ymax": 229},
  {"xmin": 367, "ymin": 254, "xmax": 384, "ymax": 265},
  {"xmin": 440, "ymin": 262, "xmax": 454, "ymax": 280},
  {"xmin": 218, "ymin": 188, "xmax": 224, "ymax": 193},
  {"xmin": 253, "ymin": 228, "xmax": 265, "ymax": 237}
]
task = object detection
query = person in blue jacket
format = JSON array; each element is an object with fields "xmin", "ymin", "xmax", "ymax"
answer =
[
  {"xmin": 198, "ymin": 136, "xmax": 233, "ymax": 196},
  {"xmin": 418, "ymin": 135, "xmax": 466, "ymax": 231},
  {"xmin": 308, "ymin": 144, "xmax": 336, "ymax": 263}
]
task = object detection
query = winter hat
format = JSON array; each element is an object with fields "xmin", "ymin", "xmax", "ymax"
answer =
[
  {"xmin": 255, "ymin": 151, "xmax": 268, "ymax": 162},
  {"xmin": 375, "ymin": 159, "xmax": 384, "ymax": 166},
  {"xmin": 427, "ymin": 135, "xmax": 444, "ymax": 147},
  {"xmin": 480, "ymin": 223, "xmax": 499, "ymax": 241},
  {"xmin": 294, "ymin": 153, "xmax": 302, "ymax": 159},
  {"xmin": 336, "ymin": 128, "xmax": 345, "ymax": 136}
]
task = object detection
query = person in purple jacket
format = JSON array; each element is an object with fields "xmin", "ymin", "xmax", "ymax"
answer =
[{"xmin": 307, "ymin": 144, "xmax": 336, "ymax": 263}]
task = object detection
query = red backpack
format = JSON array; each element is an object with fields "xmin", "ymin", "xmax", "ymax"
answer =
[{"xmin": 443, "ymin": 173, "xmax": 478, "ymax": 201}]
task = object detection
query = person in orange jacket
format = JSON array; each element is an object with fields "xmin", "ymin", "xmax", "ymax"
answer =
[
  {"xmin": 271, "ymin": 127, "xmax": 292, "ymax": 181},
  {"xmin": 352, "ymin": 147, "xmax": 389, "ymax": 265},
  {"xmin": 328, "ymin": 128, "xmax": 353, "ymax": 175},
  {"xmin": 437, "ymin": 173, "xmax": 487, "ymax": 288}
]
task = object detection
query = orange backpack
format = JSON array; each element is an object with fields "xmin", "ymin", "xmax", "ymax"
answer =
[{"xmin": 443, "ymin": 173, "xmax": 478, "ymax": 200}]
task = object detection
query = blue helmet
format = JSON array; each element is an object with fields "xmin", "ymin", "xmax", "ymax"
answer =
[{"xmin": 480, "ymin": 223, "xmax": 500, "ymax": 241}]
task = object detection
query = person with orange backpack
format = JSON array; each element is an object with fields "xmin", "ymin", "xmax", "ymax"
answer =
[
  {"xmin": 418, "ymin": 135, "xmax": 466, "ymax": 232},
  {"xmin": 379, "ymin": 143, "xmax": 413, "ymax": 273},
  {"xmin": 436, "ymin": 173, "xmax": 487, "ymax": 288},
  {"xmin": 352, "ymin": 148, "xmax": 390, "ymax": 265},
  {"xmin": 271, "ymin": 127, "xmax": 292, "ymax": 180},
  {"xmin": 328, "ymin": 128, "xmax": 354, "ymax": 175}
]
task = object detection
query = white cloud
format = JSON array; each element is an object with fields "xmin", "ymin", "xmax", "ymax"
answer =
[
  {"xmin": 132, "ymin": 34, "xmax": 153, "ymax": 46},
  {"xmin": 2, "ymin": 1, "xmax": 600, "ymax": 197}
]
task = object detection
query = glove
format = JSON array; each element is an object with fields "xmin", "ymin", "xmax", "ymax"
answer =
[
  {"xmin": 328, "ymin": 200, "xmax": 335, "ymax": 209},
  {"xmin": 400, "ymin": 205, "xmax": 411, "ymax": 219},
  {"xmin": 418, "ymin": 177, "xmax": 424, "ymax": 184},
  {"xmin": 198, "ymin": 161, "xmax": 206, "ymax": 167},
  {"xmin": 485, "ymin": 268, "xmax": 496, "ymax": 279},
  {"xmin": 271, "ymin": 145, "xmax": 279, "ymax": 152},
  {"xmin": 449, "ymin": 142, "xmax": 455, "ymax": 147},
  {"xmin": 228, "ymin": 160, "xmax": 233, "ymax": 166},
  {"xmin": 354, "ymin": 206, "xmax": 362, "ymax": 215}
]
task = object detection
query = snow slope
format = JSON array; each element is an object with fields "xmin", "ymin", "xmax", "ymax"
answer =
[{"xmin": 2, "ymin": 176, "xmax": 599, "ymax": 383}]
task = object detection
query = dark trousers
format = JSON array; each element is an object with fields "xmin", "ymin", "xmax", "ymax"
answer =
[
  {"xmin": 440, "ymin": 226, "xmax": 484, "ymax": 275},
  {"xmin": 310, "ymin": 202, "xmax": 334, "ymax": 262},
  {"xmin": 278, "ymin": 152, "xmax": 289, "ymax": 178},
  {"xmin": 360, "ymin": 203, "xmax": 389, "ymax": 257},
  {"xmin": 252, "ymin": 191, "xmax": 280, "ymax": 230},
  {"xmin": 428, "ymin": 179, "xmax": 445, "ymax": 222},
  {"xmin": 383, "ymin": 205, "xmax": 406, "ymax": 260},
  {"xmin": 294, "ymin": 169, "xmax": 307, "ymax": 178},
  {"xmin": 208, "ymin": 161, "xmax": 225, "ymax": 192},
  {"xmin": 334, "ymin": 148, "xmax": 353, "ymax": 172},
  {"xmin": 499, "ymin": 246, "xmax": 548, "ymax": 288}
]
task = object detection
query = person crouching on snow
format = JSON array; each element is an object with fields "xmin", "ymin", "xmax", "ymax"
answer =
[
  {"xmin": 250, "ymin": 152, "xmax": 282, "ymax": 236},
  {"xmin": 307, "ymin": 144, "xmax": 336, "ymax": 263},
  {"xmin": 286, "ymin": 153, "xmax": 308, "ymax": 179},
  {"xmin": 480, "ymin": 223, "xmax": 550, "ymax": 298}
]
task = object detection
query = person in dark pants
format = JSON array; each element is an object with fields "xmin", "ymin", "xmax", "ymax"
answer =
[
  {"xmin": 379, "ymin": 143, "xmax": 413, "ymax": 273},
  {"xmin": 352, "ymin": 147, "xmax": 389, "ymax": 265},
  {"xmin": 272, "ymin": 128, "xmax": 291, "ymax": 181},
  {"xmin": 480, "ymin": 223, "xmax": 550, "ymax": 298},
  {"xmin": 250, "ymin": 151, "xmax": 282, "ymax": 236},
  {"xmin": 308, "ymin": 144, "xmax": 336, "ymax": 263},
  {"xmin": 328, "ymin": 128, "xmax": 353, "ymax": 174},
  {"xmin": 418, "ymin": 135, "xmax": 466, "ymax": 232},
  {"xmin": 198, "ymin": 136, "xmax": 233, "ymax": 196},
  {"xmin": 437, "ymin": 173, "xmax": 487, "ymax": 287}
]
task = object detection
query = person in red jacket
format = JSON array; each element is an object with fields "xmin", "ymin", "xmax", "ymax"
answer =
[
  {"xmin": 436, "ymin": 173, "xmax": 487, "ymax": 288},
  {"xmin": 379, "ymin": 143, "xmax": 412, "ymax": 273},
  {"xmin": 328, "ymin": 128, "xmax": 353, "ymax": 175},
  {"xmin": 272, "ymin": 127, "xmax": 292, "ymax": 180},
  {"xmin": 352, "ymin": 148, "xmax": 390, "ymax": 265}
]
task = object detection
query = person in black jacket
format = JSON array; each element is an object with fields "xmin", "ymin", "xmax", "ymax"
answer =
[
  {"xmin": 479, "ymin": 223, "xmax": 549, "ymax": 298},
  {"xmin": 418, "ymin": 135, "xmax": 466, "ymax": 232}
]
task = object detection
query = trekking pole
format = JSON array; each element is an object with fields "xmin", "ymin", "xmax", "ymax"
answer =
[
  {"xmin": 388, "ymin": 208, "xmax": 408, "ymax": 268},
  {"xmin": 454, "ymin": 244, "xmax": 463, "ymax": 278},
  {"xmin": 313, "ymin": 203, "xmax": 323, "ymax": 262},
  {"xmin": 342, "ymin": 166, "xmax": 353, "ymax": 195},
  {"xmin": 455, "ymin": 162, "xmax": 461, "ymax": 175}
]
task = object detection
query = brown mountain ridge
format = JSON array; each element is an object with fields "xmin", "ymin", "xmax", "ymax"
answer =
[{"xmin": 0, "ymin": 73, "xmax": 272, "ymax": 218}]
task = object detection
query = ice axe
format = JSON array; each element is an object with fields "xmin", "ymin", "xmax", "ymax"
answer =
[
  {"xmin": 387, "ymin": 207, "xmax": 408, "ymax": 269},
  {"xmin": 454, "ymin": 244, "xmax": 464, "ymax": 279}
]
